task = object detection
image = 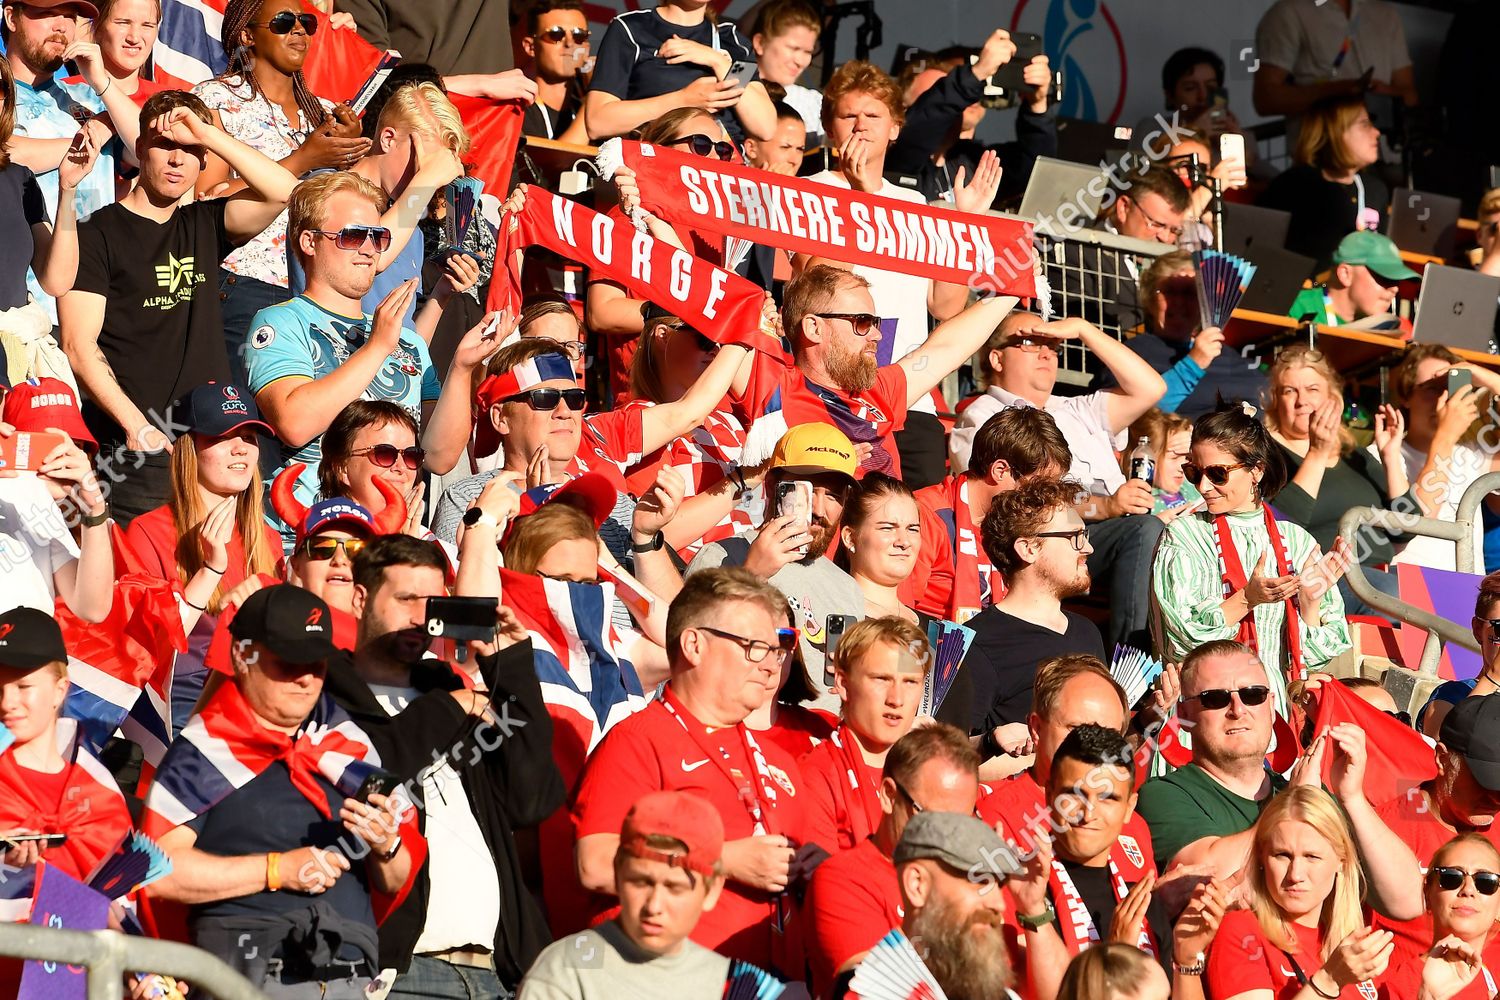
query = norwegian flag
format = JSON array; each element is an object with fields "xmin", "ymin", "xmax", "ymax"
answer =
[
  {"xmin": 57, "ymin": 526, "xmax": 186, "ymax": 763},
  {"xmin": 498, "ymin": 569, "xmax": 646, "ymax": 787}
]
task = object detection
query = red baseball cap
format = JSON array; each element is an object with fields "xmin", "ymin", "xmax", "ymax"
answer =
[
  {"xmin": 2, "ymin": 378, "xmax": 96, "ymax": 455},
  {"xmin": 619, "ymin": 791, "xmax": 724, "ymax": 877}
]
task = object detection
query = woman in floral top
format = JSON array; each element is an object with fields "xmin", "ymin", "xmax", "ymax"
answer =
[{"xmin": 191, "ymin": 0, "xmax": 370, "ymax": 383}]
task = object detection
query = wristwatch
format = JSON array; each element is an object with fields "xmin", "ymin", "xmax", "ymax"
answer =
[
  {"xmin": 80, "ymin": 504, "xmax": 110, "ymax": 528},
  {"xmin": 462, "ymin": 507, "xmax": 500, "ymax": 530},
  {"xmin": 379, "ymin": 835, "xmax": 403, "ymax": 862},
  {"xmin": 1172, "ymin": 952, "xmax": 1206, "ymax": 977},
  {"xmin": 631, "ymin": 531, "xmax": 665, "ymax": 554},
  {"xmin": 1015, "ymin": 902, "xmax": 1056, "ymax": 931}
]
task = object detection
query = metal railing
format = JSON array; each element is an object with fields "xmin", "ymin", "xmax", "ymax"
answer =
[
  {"xmin": 0, "ymin": 923, "xmax": 267, "ymax": 1000},
  {"xmin": 1339, "ymin": 469, "xmax": 1500, "ymax": 711}
]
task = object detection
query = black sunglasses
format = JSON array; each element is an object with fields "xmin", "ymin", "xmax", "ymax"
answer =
[
  {"xmin": 1433, "ymin": 867, "xmax": 1500, "ymax": 895},
  {"xmin": 814, "ymin": 312, "xmax": 881, "ymax": 336},
  {"xmin": 300, "ymin": 537, "xmax": 366, "ymax": 561},
  {"xmin": 1182, "ymin": 462, "xmax": 1247, "ymax": 487},
  {"xmin": 249, "ymin": 11, "xmax": 318, "ymax": 35},
  {"xmin": 663, "ymin": 133, "xmax": 737, "ymax": 162},
  {"xmin": 1186, "ymin": 685, "xmax": 1271, "ymax": 710},
  {"xmin": 311, "ymin": 226, "xmax": 391, "ymax": 252},
  {"xmin": 505, "ymin": 387, "xmax": 587, "ymax": 411},
  {"xmin": 537, "ymin": 25, "xmax": 590, "ymax": 44},
  {"xmin": 1385, "ymin": 709, "xmax": 1412, "ymax": 726},
  {"xmin": 350, "ymin": 444, "xmax": 423, "ymax": 470}
]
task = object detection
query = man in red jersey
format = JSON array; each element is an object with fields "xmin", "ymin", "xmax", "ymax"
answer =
[
  {"xmin": 570, "ymin": 567, "xmax": 807, "ymax": 973},
  {"xmin": 905, "ymin": 405, "xmax": 1071, "ymax": 622},
  {"xmin": 799, "ymin": 617, "xmax": 930, "ymax": 855}
]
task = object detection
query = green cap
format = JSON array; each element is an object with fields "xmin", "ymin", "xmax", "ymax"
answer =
[{"xmin": 1332, "ymin": 230, "xmax": 1418, "ymax": 281}]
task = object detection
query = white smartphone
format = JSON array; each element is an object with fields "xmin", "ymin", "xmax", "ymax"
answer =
[{"xmin": 1218, "ymin": 133, "xmax": 1247, "ymax": 189}]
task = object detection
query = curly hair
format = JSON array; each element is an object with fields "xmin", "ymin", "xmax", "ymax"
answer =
[
  {"xmin": 820, "ymin": 59, "xmax": 905, "ymax": 136},
  {"xmin": 979, "ymin": 477, "xmax": 1083, "ymax": 578}
]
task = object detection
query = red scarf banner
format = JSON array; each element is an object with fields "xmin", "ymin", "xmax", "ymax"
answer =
[
  {"xmin": 596, "ymin": 138, "xmax": 1039, "ymax": 298},
  {"xmin": 1214, "ymin": 506, "xmax": 1306, "ymax": 681},
  {"xmin": 487, "ymin": 185, "xmax": 782, "ymax": 358}
]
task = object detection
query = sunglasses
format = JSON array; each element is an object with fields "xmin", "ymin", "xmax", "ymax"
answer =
[
  {"xmin": 1432, "ymin": 867, "xmax": 1500, "ymax": 895},
  {"xmin": 1182, "ymin": 462, "xmax": 1247, "ymax": 487},
  {"xmin": 1385, "ymin": 709, "xmax": 1412, "ymax": 726},
  {"xmin": 1005, "ymin": 335, "xmax": 1060, "ymax": 355},
  {"xmin": 1186, "ymin": 685, "xmax": 1271, "ymax": 710},
  {"xmin": 311, "ymin": 225, "xmax": 392, "ymax": 252},
  {"xmin": 663, "ymin": 133, "xmax": 737, "ymax": 162},
  {"xmin": 814, "ymin": 312, "xmax": 881, "ymax": 336},
  {"xmin": 350, "ymin": 444, "xmax": 424, "ymax": 470},
  {"xmin": 249, "ymin": 11, "xmax": 318, "ymax": 35},
  {"xmin": 505, "ymin": 387, "xmax": 587, "ymax": 411},
  {"xmin": 537, "ymin": 25, "xmax": 590, "ymax": 44},
  {"xmin": 300, "ymin": 536, "xmax": 366, "ymax": 561}
]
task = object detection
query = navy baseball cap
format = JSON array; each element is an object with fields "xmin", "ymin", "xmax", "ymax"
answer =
[
  {"xmin": 295, "ymin": 498, "xmax": 375, "ymax": 546},
  {"xmin": 229, "ymin": 585, "xmax": 337, "ymax": 665},
  {"xmin": 173, "ymin": 383, "xmax": 274, "ymax": 439}
]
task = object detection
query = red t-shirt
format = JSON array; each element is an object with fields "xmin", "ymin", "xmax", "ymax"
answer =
[
  {"xmin": 734, "ymin": 351, "xmax": 910, "ymax": 478},
  {"xmin": 575, "ymin": 407, "xmax": 645, "ymax": 494},
  {"xmin": 1208, "ymin": 909, "xmax": 1370, "ymax": 1000},
  {"xmin": 1373, "ymin": 790, "xmax": 1500, "ymax": 972},
  {"xmin": 756, "ymin": 705, "xmax": 836, "ymax": 760},
  {"xmin": 797, "ymin": 727, "xmax": 884, "ymax": 855},
  {"xmin": 1379, "ymin": 954, "xmax": 1497, "ymax": 1000},
  {"xmin": 804, "ymin": 836, "xmax": 901, "ymax": 1000},
  {"xmin": 571, "ymin": 692, "xmax": 807, "ymax": 970},
  {"xmin": 124, "ymin": 503, "xmax": 284, "ymax": 592}
]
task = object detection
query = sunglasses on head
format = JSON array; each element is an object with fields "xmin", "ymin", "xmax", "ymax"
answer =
[
  {"xmin": 350, "ymin": 444, "xmax": 423, "ymax": 470},
  {"xmin": 537, "ymin": 25, "xmax": 590, "ymax": 43},
  {"xmin": 664, "ymin": 133, "xmax": 737, "ymax": 162},
  {"xmin": 506, "ymin": 387, "xmax": 587, "ymax": 411},
  {"xmin": 249, "ymin": 11, "xmax": 318, "ymax": 35},
  {"xmin": 1186, "ymin": 685, "xmax": 1271, "ymax": 710},
  {"xmin": 300, "ymin": 536, "xmax": 366, "ymax": 561},
  {"xmin": 311, "ymin": 225, "xmax": 392, "ymax": 252},
  {"xmin": 1181, "ymin": 462, "xmax": 1247, "ymax": 487},
  {"xmin": 814, "ymin": 312, "xmax": 881, "ymax": 336},
  {"xmin": 1432, "ymin": 867, "xmax": 1500, "ymax": 895}
]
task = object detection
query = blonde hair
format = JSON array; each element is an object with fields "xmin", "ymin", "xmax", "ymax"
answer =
[
  {"xmin": 169, "ymin": 435, "xmax": 279, "ymax": 614},
  {"xmin": 1139, "ymin": 249, "xmax": 1195, "ymax": 311},
  {"xmin": 1480, "ymin": 189, "xmax": 1500, "ymax": 220},
  {"xmin": 1263, "ymin": 344, "xmax": 1356, "ymax": 455},
  {"xmin": 1248, "ymin": 786, "xmax": 1365, "ymax": 958},
  {"xmin": 831, "ymin": 616, "xmax": 932, "ymax": 680},
  {"xmin": 376, "ymin": 81, "xmax": 472, "ymax": 158},
  {"xmin": 1295, "ymin": 96, "xmax": 1371, "ymax": 175},
  {"xmin": 287, "ymin": 171, "xmax": 388, "ymax": 265},
  {"xmin": 502, "ymin": 503, "xmax": 598, "ymax": 576},
  {"xmin": 1057, "ymin": 943, "xmax": 1157, "ymax": 1000},
  {"xmin": 630, "ymin": 310, "xmax": 683, "ymax": 403}
]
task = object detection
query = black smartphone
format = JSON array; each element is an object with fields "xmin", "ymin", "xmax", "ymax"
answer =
[
  {"xmin": 823, "ymin": 613, "xmax": 860, "ymax": 688},
  {"xmin": 0, "ymin": 833, "xmax": 67, "ymax": 850},
  {"xmin": 355, "ymin": 770, "xmax": 400, "ymax": 804},
  {"xmin": 424, "ymin": 596, "xmax": 500, "ymax": 643},
  {"xmin": 990, "ymin": 32, "xmax": 1045, "ymax": 94},
  {"xmin": 1449, "ymin": 367, "xmax": 1473, "ymax": 397}
]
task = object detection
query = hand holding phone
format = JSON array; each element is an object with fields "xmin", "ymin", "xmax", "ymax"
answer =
[
  {"xmin": 1449, "ymin": 367, "xmax": 1474, "ymax": 397},
  {"xmin": 0, "ymin": 430, "xmax": 69, "ymax": 473},
  {"xmin": 775, "ymin": 481, "xmax": 814, "ymax": 557}
]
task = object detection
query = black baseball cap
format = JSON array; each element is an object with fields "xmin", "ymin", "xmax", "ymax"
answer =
[
  {"xmin": 1440, "ymin": 693, "xmax": 1500, "ymax": 791},
  {"xmin": 229, "ymin": 585, "xmax": 337, "ymax": 665},
  {"xmin": 0, "ymin": 607, "xmax": 67, "ymax": 670},
  {"xmin": 172, "ymin": 382, "xmax": 274, "ymax": 440}
]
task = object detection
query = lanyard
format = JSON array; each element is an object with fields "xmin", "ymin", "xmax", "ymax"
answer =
[
  {"xmin": 662, "ymin": 688, "xmax": 778, "ymax": 835},
  {"xmin": 538, "ymin": 103, "xmax": 554, "ymax": 140},
  {"xmin": 1353, "ymin": 173, "xmax": 1367, "ymax": 222},
  {"xmin": 1331, "ymin": 5, "xmax": 1362, "ymax": 72},
  {"xmin": 1049, "ymin": 857, "xmax": 1156, "ymax": 956}
]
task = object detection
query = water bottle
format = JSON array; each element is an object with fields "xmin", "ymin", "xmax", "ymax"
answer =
[{"xmin": 1128, "ymin": 436, "xmax": 1156, "ymax": 484}]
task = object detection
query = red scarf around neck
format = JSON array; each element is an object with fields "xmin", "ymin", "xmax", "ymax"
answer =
[{"xmin": 1213, "ymin": 506, "xmax": 1306, "ymax": 682}]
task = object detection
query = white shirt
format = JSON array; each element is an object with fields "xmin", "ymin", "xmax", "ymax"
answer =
[
  {"xmin": 1256, "ymin": 0, "xmax": 1412, "ymax": 87},
  {"xmin": 0, "ymin": 475, "xmax": 78, "ymax": 613},
  {"xmin": 950, "ymin": 385, "xmax": 1127, "ymax": 495},
  {"xmin": 805, "ymin": 170, "xmax": 936, "ymax": 415},
  {"xmin": 1376, "ymin": 440, "xmax": 1488, "ymax": 572},
  {"xmin": 371, "ymin": 684, "xmax": 503, "ymax": 955}
]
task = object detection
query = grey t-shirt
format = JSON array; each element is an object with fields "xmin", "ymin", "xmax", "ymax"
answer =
[
  {"xmin": 518, "ymin": 920, "xmax": 729, "ymax": 1000},
  {"xmin": 686, "ymin": 530, "xmax": 867, "ymax": 712}
]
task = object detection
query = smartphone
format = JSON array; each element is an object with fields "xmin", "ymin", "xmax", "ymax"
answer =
[
  {"xmin": 424, "ymin": 596, "xmax": 500, "ymax": 642},
  {"xmin": 355, "ymin": 770, "xmax": 400, "ymax": 803},
  {"xmin": 775, "ymin": 480, "xmax": 814, "ymax": 556},
  {"xmin": 726, "ymin": 60, "xmax": 757, "ymax": 84},
  {"xmin": 1449, "ymin": 367, "xmax": 1473, "ymax": 397},
  {"xmin": 0, "ymin": 833, "xmax": 67, "ymax": 850},
  {"xmin": 1218, "ymin": 132, "xmax": 1247, "ymax": 189},
  {"xmin": 0, "ymin": 430, "xmax": 69, "ymax": 473},
  {"xmin": 823, "ymin": 613, "xmax": 859, "ymax": 688},
  {"xmin": 973, "ymin": 32, "xmax": 1044, "ymax": 108}
]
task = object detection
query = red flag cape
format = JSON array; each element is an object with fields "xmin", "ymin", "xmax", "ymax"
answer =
[
  {"xmin": 298, "ymin": 8, "xmax": 389, "ymax": 107},
  {"xmin": 597, "ymin": 138, "xmax": 1039, "ymax": 298},
  {"xmin": 488, "ymin": 185, "xmax": 781, "ymax": 356},
  {"xmin": 451, "ymin": 95, "xmax": 526, "ymax": 213},
  {"xmin": 1308, "ymin": 678, "xmax": 1437, "ymax": 806}
]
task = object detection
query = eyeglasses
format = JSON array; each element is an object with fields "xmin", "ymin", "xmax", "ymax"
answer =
[
  {"xmin": 310, "ymin": 226, "xmax": 392, "ymax": 252},
  {"xmin": 1185, "ymin": 685, "xmax": 1271, "ymax": 710},
  {"xmin": 549, "ymin": 340, "xmax": 586, "ymax": 360},
  {"xmin": 1432, "ymin": 867, "xmax": 1500, "ymax": 895},
  {"xmin": 1129, "ymin": 198, "xmax": 1184, "ymax": 239},
  {"xmin": 695, "ymin": 625, "xmax": 792, "ymax": 663},
  {"xmin": 1181, "ymin": 462, "xmax": 1247, "ymax": 487},
  {"xmin": 1032, "ymin": 528, "xmax": 1088, "ymax": 551},
  {"xmin": 350, "ymin": 444, "xmax": 424, "ymax": 470},
  {"xmin": 891, "ymin": 779, "xmax": 924, "ymax": 814},
  {"xmin": 300, "ymin": 536, "xmax": 366, "ymax": 561},
  {"xmin": 249, "ymin": 11, "xmax": 318, "ymax": 35},
  {"xmin": 663, "ymin": 133, "xmax": 738, "ymax": 162},
  {"xmin": 505, "ymin": 387, "xmax": 587, "ymax": 411},
  {"xmin": 1005, "ymin": 335, "xmax": 1060, "ymax": 356},
  {"xmin": 537, "ymin": 25, "xmax": 590, "ymax": 44},
  {"xmin": 814, "ymin": 312, "xmax": 881, "ymax": 336}
]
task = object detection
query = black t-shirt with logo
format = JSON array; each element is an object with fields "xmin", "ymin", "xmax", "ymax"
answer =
[{"xmin": 72, "ymin": 198, "xmax": 234, "ymax": 445}]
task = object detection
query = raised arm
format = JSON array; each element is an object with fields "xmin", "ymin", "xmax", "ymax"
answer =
[
  {"xmin": 422, "ymin": 310, "xmax": 508, "ymax": 475},
  {"xmin": 30, "ymin": 129, "xmax": 100, "ymax": 297},
  {"xmin": 150, "ymin": 107, "xmax": 299, "ymax": 243},
  {"xmin": 1037, "ymin": 316, "xmax": 1165, "ymax": 432},
  {"xmin": 897, "ymin": 294, "xmax": 1018, "ymax": 407},
  {"xmin": 639, "ymin": 344, "xmax": 750, "ymax": 454},
  {"xmin": 67, "ymin": 41, "xmax": 142, "ymax": 165}
]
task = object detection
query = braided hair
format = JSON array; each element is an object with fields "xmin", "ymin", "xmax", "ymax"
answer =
[{"xmin": 219, "ymin": 0, "xmax": 327, "ymax": 132}]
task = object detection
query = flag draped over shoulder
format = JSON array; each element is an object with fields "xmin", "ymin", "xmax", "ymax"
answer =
[
  {"xmin": 498, "ymin": 569, "xmax": 646, "ymax": 786},
  {"xmin": 596, "ymin": 138, "xmax": 1039, "ymax": 298},
  {"xmin": 487, "ymin": 185, "xmax": 783, "ymax": 358}
]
